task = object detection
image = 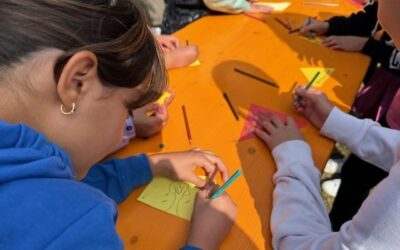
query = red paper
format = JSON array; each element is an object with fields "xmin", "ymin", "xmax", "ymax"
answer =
[{"xmin": 239, "ymin": 104, "xmax": 307, "ymax": 141}]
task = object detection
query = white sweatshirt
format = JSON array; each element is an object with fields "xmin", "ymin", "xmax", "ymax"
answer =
[{"xmin": 271, "ymin": 107, "xmax": 400, "ymax": 250}]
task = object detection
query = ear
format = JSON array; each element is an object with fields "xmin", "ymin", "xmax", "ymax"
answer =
[{"xmin": 56, "ymin": 51, "xmax": 98, "ymax": 111}]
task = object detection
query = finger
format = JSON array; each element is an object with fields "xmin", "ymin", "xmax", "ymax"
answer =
[
  {"xmin": 286, "ymin": 116, "xmax": 296, "ymax": 128},
  {"xmin": 197, "ymin": 188, "xmax": 209, "ymax": 199},
  {"xmin": 331, "ymin": 44, "xmax": 343, "ymax": 50},
  {"xmin": 323, "ymin": 39, "xmax": 337, "ymax": 47},
  {"xmin": 193, "ymin": 155, "xmax": 219, "ymax": 186},
  {"xmin": 261, "ymin": 119, "xmax": 277, "ymax": 134},
  {"xmin": 164, "ymin": 93, "xmax": 175, "ymax": 106},
  {"xmin": 146, "ymin": 103, "xmax": 160, "ymax": 112},
  {"xmin": 269, "ymin": 115, "xmax": 284, "ymax": 128},
  {"xmin": 254, "ymin": 127, "xmax": 270, "ymax": 143},
  {"xmin": 201, "ymin": 153, "xmax": 229, "ymax": 182}
]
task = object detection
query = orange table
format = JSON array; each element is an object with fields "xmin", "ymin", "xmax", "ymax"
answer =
[{"xmin": 116, "ymin": 1, "xmax": 370, "ymax": 249}]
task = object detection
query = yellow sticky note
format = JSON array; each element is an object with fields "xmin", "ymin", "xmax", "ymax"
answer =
[
  {"xmin": 147, "ymin": 91, "xmax": 171, "ymax": 116},
  {"xmin": 300, "ymin": 36, "xmax": 323, "ymax": 45},
  {"xmin": 301, "ymin": 67, "xmax": 335, "ymax": 87},
  {"xmin": 137, "ymin": 177, "xmax": 199, "ymax": 221},
  {"xmin": 189, "ymin": 59, "xmax": 200, "ymax": 67},
  {"xmin": 254, "ymin": 2, "xmax": 291, "ymax": 11}
]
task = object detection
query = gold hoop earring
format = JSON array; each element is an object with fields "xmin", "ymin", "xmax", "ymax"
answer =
[{"xmin": 60, "ymin": 103, "xmax": 76, "ymax": 115}]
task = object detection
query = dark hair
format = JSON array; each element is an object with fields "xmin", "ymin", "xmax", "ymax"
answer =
[{"xmin": 0, "ymin": 0, "xmax": 167, "ymax": 108}]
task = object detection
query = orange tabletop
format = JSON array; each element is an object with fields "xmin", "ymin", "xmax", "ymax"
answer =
[{"xmin": 116, "ymin": 1, "xmax": 370, "ymax": 249}]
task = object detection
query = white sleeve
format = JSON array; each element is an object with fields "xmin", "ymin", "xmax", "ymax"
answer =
[
  {"xmin": 320, "ymin": 107, "xmax": 400, "ymax": 172},
  {"xmin": 271, "ymin": 140, "xmax": 400, "ymax": 250}
]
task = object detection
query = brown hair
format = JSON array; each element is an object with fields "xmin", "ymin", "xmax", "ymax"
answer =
[{"xmin": 0, "ymin": 0, "xmax": 167, "ymax": 108}]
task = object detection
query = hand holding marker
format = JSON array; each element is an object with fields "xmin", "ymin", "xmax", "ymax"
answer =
[
  {"xmin": 210, "ymin": 169, "xmax": 242, "ymax": 199},
  {"xmin": 295, "ymin": 71, "xmax": 320, "ymax": 104}
]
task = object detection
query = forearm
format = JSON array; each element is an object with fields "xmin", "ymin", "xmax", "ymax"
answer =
[
  {"xmin": 271, "ymin": 140, "xmax": 336, "ymax": 249},
  {"xmin": 321, "ymin": 108, "xmax": 400, "ymax": 172},
  {"xmin": 326, "ymin": 2, "xmax": 377, "ymax": 36},
  {"xmin": 82, "ymin": 154, "xmax": 153, "ymax": 203}
]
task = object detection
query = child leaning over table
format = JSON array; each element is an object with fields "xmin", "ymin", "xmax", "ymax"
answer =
[
  {"xmin": 299, "ymin": 0, "xmax": 400, "ymax": 231},
  {"xmin": 253, "ymin": 1, "xmax": 400, "ymax": 248}
]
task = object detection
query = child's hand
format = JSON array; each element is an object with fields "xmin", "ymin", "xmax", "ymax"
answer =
[
  {"xmin": 187, "ymin": 183, "xmax": 237, "ymax": 250},
  {"xmin": 246, "ymin": 2, "xmax": 274, "ymax": 14},
  {"xmin": 148, "ymin": 149, "xmax": 230, "ymax": 187},
  {"xmin": 300, "ymin": 19, "xmax": 329, "ymax": 37},
  {"xmin": 255, "ymin": 115, "xmax": 305, "ymax": 151},
  {"xmin": 292, "ymin": 86, "xmax": 334, "ymax": 129},
  {"xmin": 132, "ymin": 92, "xmax": 175, "ymax": 138},
  {"xmin": 132, "ymin": 104, "xmax": 168, "ymax": 138},
  {"xmin": 322, "ymin": 36, "xmax": 369, "ymax": 52},
  {"xmin": 156, "ymin": 35, "xmax": 179, "ymax": 53},
  {"xmin": 164, "ymin": 45, "xmax": 199, "ymax": 69}
]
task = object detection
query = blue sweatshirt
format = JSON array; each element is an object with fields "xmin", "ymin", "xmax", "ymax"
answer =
[{"xmin": 0, "ymin": 120, "xmax": 197, "ymax": 249}]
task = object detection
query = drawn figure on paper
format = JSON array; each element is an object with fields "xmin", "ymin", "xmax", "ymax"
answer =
[{"xmin": 163, "ymin": 181, "xmax": 196, "ymax": 217}]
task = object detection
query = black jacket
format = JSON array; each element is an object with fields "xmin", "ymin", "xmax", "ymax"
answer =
[{"xmin": 326, "ymin": 1, "xmax": 400, "ymax": 75}]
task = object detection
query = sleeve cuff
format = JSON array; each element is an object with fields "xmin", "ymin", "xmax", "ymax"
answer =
[
  {"xmin": 180, "ymin": 245, "xmax": 202, "ymax": 250},
  {"xmin": 361, "ymin": 38, "xmax": 379, "ymax": 56},
  {"xmin": 272, "ymin": 140, "xmax": 314, "ymax": 172},
  {"xmin": 320, "ymin": 107, "xmax": 370, "ymax": 146}
]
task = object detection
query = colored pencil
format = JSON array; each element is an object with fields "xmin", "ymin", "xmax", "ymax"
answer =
[
  {"xmin": 223, "ymin": 92, "xmax": 239, "ymax": 121},
  {"xmin": 274, "ymin": 17, "xmax": 291, "ymax": 31},
  {"xmin": 289, "ymin": 28, "xmax": 300, "ymax": 34},
  {"xmin": 234, "ymin": 68, "xmax": 279, "ymax": 88},
  {"xmin": 305, "ymin": 71, "xmax": 320, "ymax": 90},
  {"xmin": 296, "ymin": 71, "xmax": 320, "ymax": 103},
  {"xmin": 211, "ymin": 169, "xmax": 242, "ymax": 199},
  {"xmin": 182, "ymin": 105, "xmax": 192, "ymax": 144}
]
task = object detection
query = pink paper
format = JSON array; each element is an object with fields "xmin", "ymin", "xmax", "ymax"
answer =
[{"xmin": 240, "ymin": 104, "xmax": 307, "ymax": 141}]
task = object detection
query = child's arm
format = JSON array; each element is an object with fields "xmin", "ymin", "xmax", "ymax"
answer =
[
  {"xmin": 301, "ymin": 2, "xmax": 377, "ymax": 37},
  {"xmin": 82, "ymin": 150, "xmax": 230, "ymax": 203},
  {"xmin": 81, "ymin": 155, "xmax": 153, "ymax": 203},
  {"xmin": 164, "ymin": 45, "xmax": 199, "ymax": 69},
  {"xmin": 183, "ymin": 183, "xmax": 237, "ymax": 249},
  {"xmin": 326, "ymin": 1, "xmax": 378, "ymax": 36},
  {"xmin": 294, "ymin": 86, "xmax": 400, "ymax": 172},
  {"xmin": 256, "ymin": 115, "xmax": 400, "ymax": 249}
]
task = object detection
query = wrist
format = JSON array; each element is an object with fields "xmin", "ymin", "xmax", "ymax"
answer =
[
  {"xmin": 147, "ymin": 154, "xmax": 170, "ymax": 177},
  {"xmin": 321, "ymin": 22, "xmax": 329, "ymax": 34}
]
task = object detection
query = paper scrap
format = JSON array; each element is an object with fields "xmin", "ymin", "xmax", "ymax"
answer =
[
  {"xmin": 300, "ymin": 67, "xmax": 335, "ymax": 87},
  {"xmin": 147, "ymin": 91, "xmax": 171, "ymax": 116},
  {"xmin": 138, "ymin": 177, "xmax": 199, "ymax": 221},
  {"xmin": 300, "ymin": 36, "xmax": 323, "ymax": 45},
  {"xmin": 240, "ymin": 104, "xmax": 307, "ymax": 141},
  {"xmin": 189, "ymin": 59, "xmax": 200, "ymax": 67}
]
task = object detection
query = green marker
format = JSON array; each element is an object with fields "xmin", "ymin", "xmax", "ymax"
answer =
[
  {"xmin": 305, "ymin": 71, "xmax": 320, "ymax": 90},
  {"xmin": 211, "ymin": 169, "xmax": 242, "ymax": 199},
  {"xmin": 296, "ymin": 71, "xmax": 320, "ymax": 103}
]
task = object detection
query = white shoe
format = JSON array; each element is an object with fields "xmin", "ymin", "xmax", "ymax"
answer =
[
  {"xmin": 322, "ymin": 179, "xmax": 341, "ymax": 197},
  {"xmin": 324, "ymin": 159, "xmax": 345, "ymax": 175}
]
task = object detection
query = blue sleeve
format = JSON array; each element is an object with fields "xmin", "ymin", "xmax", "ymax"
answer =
[
  {"xmin": 82, "ymin": 154, "xmax": 153, "ymax": 203},
  {"xmin": 180, "ymin": 246, "xmax": 202, "ymax": 250}
]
